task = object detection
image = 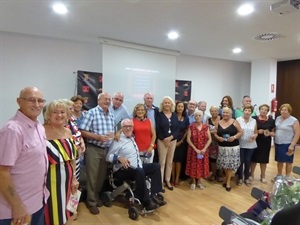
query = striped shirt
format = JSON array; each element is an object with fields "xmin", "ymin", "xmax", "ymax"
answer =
[{"xmin": 79, "ymin": 105, "xmax": 115, "ymax": 148}]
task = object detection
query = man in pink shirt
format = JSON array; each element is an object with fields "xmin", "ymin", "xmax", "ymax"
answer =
[{"xmin": 0, "ymin": 87, "xmax": 49, "ymax": 225}]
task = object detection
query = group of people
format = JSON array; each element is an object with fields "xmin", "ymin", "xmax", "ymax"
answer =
[{"xmin": 1, "ymin": 87, "xmax": 299, "ymax": 225}]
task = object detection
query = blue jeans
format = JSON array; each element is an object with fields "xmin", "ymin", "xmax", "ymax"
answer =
[
  {"xmin": 237, "ymin": 148, "xmax": 254, "ymax": 180},
  {"xmin": 0, "ymin": 204, "xmax": 45, "ymax": 225}
]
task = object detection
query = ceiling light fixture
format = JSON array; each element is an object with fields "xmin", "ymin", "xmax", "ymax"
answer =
[
  {"xmin": 232, "ymin": 48, "xmax": 242, "ymax": 54},
  {"xmin": 168, "ymin": 32, "xmax": 179, "ymax": 40},
  {"xmin": 237, "ymin": 4, "xmax": 254, "ymax": 16},
  {"xmin": 52, "ymin": 3, "xmax": 68, "ymax": 14}
]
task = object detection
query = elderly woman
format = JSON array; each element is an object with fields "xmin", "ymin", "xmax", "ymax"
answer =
[
  {"xmin": 132, "ymin": 103, "xmax": 156, "ymax": 163},
  {"xmin": 156, "ymin": 96, "xmax": 179, "ymax": 191},
  {"xmin": 274, "ymin": 103, "xmax": 300, "ymax": 178},
  {"xmin": 70, "ymin": 95, "xmax": 86, "ymax": 128},
  {"xmin": 236, "ymin": 104, "xmax": 258, "ymax": 186},
  {"xmin": 44, "ymin": 99, "xmax": 79, "ymax": 225},
  {"xmin": 250, "ymin": 104, "xmax": 275, "ymax": 184},
  {"xmin": 215, "ymin": 107, "xmax": 242, "ymax": 191},
  {"xmin": 207, "ymin": 106, "xmax": 222, "ymax": 182},
  {"xmin": 186, "ymin": 111, "xmax": 212, "ymax": 190}
]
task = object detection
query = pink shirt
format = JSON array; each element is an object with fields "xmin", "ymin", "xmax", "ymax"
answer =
[{"xmin": 0, "ymin": 110, "xmax": 49, "ymax": 219}]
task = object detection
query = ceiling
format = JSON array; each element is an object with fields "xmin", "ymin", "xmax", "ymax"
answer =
[{"xmin": 1, "ymin": 0, "xmax": 300, "ymax": 62}]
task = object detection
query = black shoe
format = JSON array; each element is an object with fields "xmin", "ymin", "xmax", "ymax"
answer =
[
  {"xmin": 165, "ymin": 183, "xmax": 174, "ymax": 191},
  {"xmin": 97, "ymin": 199, "xmax": 103, "ymax": 207},
  {"xmin": 161, "ymin": 188, "xmax": 165, "ymax": 193},
  {"xmin": 226, "ymin": 186, "xmax": 231, "ymax": 192},
  {"xmin": 145, "ymin": 200, "xmax": 158, "ymax": 210},
  {"xmin": 152, "ymin": 195, "xmax": 167, "ymax": 207}
]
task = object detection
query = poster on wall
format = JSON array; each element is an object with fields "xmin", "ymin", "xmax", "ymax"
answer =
[
  {"xmin": 77, "ymin": 70, "xmax": 103, "ymax": 110},
  {"xmin": 175, "ymin": 80, "xmax": 192, "ymax": 104}
]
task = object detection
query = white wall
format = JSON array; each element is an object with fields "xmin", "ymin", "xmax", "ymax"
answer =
[
  {"xmin": 0, "ymin": 31, "xmax": 251, "ymax": 126},
  {"xmin": 0, "ymin": 31, "xmax": 102, "ymax": 125},
  {"xmin": 176, "ymin": 55, "xmax": 251, "ymax": 110}
]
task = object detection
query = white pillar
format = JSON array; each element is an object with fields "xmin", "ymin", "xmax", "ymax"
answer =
[{"xmin": 250, "ymin": 59, "xmax": 277, "ymax": 115}]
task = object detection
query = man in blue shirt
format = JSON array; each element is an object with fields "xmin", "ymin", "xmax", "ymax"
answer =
[
  {"xmin": 109, "ymin": 92, "xmax": 131, "ymax": 131},
  {"xmin": 106, "ymin": 119, "xmax": 166, "ymax": 210}
]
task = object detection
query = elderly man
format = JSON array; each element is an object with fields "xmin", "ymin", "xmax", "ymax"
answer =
[
  {"xmin": 0, "ymin": 87, "xmax": 49, "ymax": 225},
  {"xmin": 198, "ymin": 100, "xmax": 210, "ymax": 123},
  {"xmin": 106, "ymin": 119, "xmax": 166, "ymax": 210},
  {"xmin": 235, "ymin": 95, "xmax": 257, "ymax": 118},
  {"xmin": 80, "ymin": 92, "xmax": 115, "ymax": 215},
  {"xmin": 143, "ymin": 92, "xmax": 159, "ymax": 129},
  {"xmin": 187, "ymin": 99, "xmax": 197, "ymax": 124},
  {"xmin": 109, "ymin": 92, "xmax": 131, "ymax": 130}
]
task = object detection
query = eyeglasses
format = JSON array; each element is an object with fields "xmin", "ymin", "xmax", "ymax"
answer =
[
  {"xmin": 122, "ymin": 125, "xmax": 133, "ymax": 129},
  {"xmin": 20, "ymin": 97, "xmax": 46, "ymax": 104}
]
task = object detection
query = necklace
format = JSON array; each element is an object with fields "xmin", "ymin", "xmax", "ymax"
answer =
[{"xmin": 51, "ymin": 125, "xmax": 66, "ymax": 136}]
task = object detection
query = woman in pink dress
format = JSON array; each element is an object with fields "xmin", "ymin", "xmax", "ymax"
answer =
[{"xmin": 186, "ymin": 111, "xmax": 212, "ymax": 190}]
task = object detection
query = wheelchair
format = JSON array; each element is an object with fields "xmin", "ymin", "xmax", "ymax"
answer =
[{"xmin": 101, "ymin": 162, "xmax": 165, "ymax": 220}]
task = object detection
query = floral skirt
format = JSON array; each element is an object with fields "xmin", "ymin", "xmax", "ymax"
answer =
[{"xmin": 217, "ymin": 145, "xmax": 240, "ymax": 172}]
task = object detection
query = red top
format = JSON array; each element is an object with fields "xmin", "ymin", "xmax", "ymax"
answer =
[{"xmin": 133, "ymin": 118, "xmax": 152, "ymax": 152}]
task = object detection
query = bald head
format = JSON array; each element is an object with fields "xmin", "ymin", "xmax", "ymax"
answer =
[{"xmin": 17, "ymin": 87, "xmax": 45, "ymax": 121}]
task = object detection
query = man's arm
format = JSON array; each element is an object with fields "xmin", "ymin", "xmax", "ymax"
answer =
[{"xmin": 0, "ymin": 166, "xmax": 30, "ymax": 224}]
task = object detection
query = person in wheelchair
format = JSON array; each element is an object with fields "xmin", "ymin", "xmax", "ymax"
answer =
[{"xmin": 106, "ymin": 118, "xmax": 166, "ymax": 211}]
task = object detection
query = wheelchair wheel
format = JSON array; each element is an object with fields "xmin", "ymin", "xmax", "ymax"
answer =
[
  {"xmin": 157, "ymin": 192, "xmax": 164, "ymax": 201},
  {"xmin": 101, "ymin": 191, "xmax": 113, "ymax": 207},
  {"xmin": 128, "ymin": 206, "xmax": 139, "ymax": 220}
]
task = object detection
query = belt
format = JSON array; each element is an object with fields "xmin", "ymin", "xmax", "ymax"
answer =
[{"xmin": 87, "ymin": 143, "xmax": 108, "ymax": 150}]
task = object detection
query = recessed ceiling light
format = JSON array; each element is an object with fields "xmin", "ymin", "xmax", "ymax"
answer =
[
  {"xmin": 168, "ymin": 32, "xmax": 179, "ymax": 40},
  {"xmin": 237, "ymin": 4, "xmax": 254, "ymax": 16},
  {"xmin": 52, "ymin": 3, "xmax": 68, "ymax": 14},
  {"xmin": 232, "ymin": 48, "xmax": 242, "ymax": 54}
]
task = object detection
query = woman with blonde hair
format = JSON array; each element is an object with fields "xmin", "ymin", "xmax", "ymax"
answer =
[
  {"xmin": 156, "ymin": 96, "xmax": 179, "ymax": 191},
  {"xmin": 132, "ymin": 103, "xmax": 156, "ymax": 163},
  {"xmin": 44, "ymin": 99, "xmax": 79, "ymax": 225},
  {"xmin": 215, "ymin": 107, "xmax": 242, "ymax": 191},
  {"xmin": 274, "ymin": 103, "xmax": 300, "ymax": 178}
]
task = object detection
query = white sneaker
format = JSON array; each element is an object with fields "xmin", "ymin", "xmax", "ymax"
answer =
[{"xmin": 190, "ymin": 183, "xmax": 196, "ymax": 190}]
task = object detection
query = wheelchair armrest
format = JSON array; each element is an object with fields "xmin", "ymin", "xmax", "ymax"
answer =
[
  {"xmin": 251, "ymin": 187, "xmax": 264, "ymax": 200},
  {"xmin": 219, "ymin": 206, "xmax": 258, "ymax": 225},
  {"xmin": 292, "ymin": 166, "xmax": 300, "ymax": 175}
]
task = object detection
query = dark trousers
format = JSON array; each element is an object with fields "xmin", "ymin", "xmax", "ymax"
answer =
[
  {"xmin": 237, "ymin": 148, "xmax": 254, "ymax": 180},
  {"xmin": 114, "ymin": 163, "xmax": 162, "ymax": 204},
  {"xmin": 0, "ymin": 204, "xmax": 45, "ymax": 225}
]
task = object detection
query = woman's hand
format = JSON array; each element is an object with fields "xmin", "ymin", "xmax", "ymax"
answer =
[
  {"xmin": 258, "ymin": 129, "xmax": 264, "ymax": 134},
  {"xmin": 71, "ymin": 177, "xmax": 79, "ymax": 195},
  {"xmin": 286, "ymin": 145, "xmax": 295, "ymax": 156},
  {"xmin": 163, "ymin": 136, "xmax": 172, "ymax": 147}
]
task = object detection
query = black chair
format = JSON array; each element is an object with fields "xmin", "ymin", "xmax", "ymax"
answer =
[{"xmin": 292, "ymin": 166, "xmax": 300, "ymax": 175}]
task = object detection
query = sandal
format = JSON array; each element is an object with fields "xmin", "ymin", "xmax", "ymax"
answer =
[
  {"xmin": 244, "ymin": 179, "xmax": 251, "ymax": 186},
  {"xmin": 197, "ymin": 183, "xmax": 205, "ymax": 190},
  {"xmin": 237, "ymin": 179, "xmax": 243, "ymax": 186},
  {"xmin": 260, "ymin": 177, "xmax": 268, "ymax": 184}
]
